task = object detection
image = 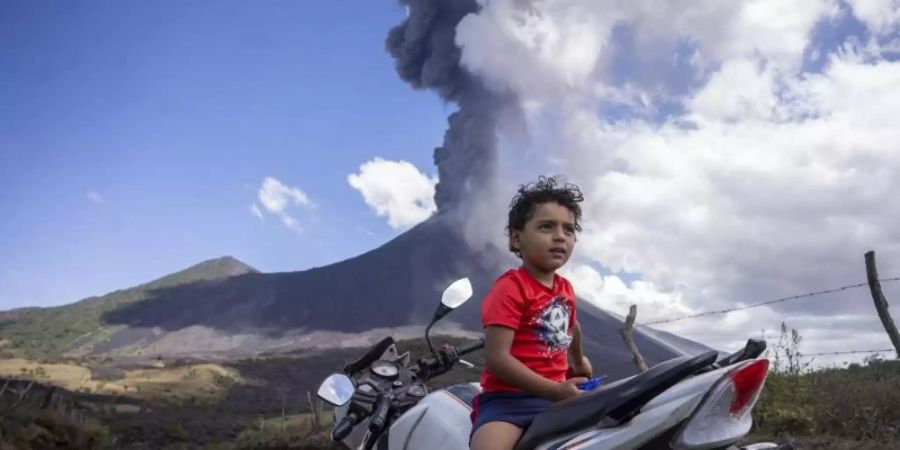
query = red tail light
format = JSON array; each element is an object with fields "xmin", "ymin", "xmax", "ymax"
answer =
[
  {"xmin": 674, "ymin": 359, "xmax": 771, "ymax": 448},
  {"xmin": 729, "ymin": 359, "xmax": 769, "ymax": 415}
]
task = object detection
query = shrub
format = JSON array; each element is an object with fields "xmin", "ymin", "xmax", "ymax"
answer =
[
  {"xmin": 167, "ymin": 423, "xmax": 190, "ymax": 442},
  {"xmin": 752, "ymin": 324, "xmax": 900, "ymax": 443}
]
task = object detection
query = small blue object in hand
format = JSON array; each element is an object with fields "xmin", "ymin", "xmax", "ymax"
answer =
[{"xmin": 577, "ymin": 375, "xmax": 607, "ymax": 391}]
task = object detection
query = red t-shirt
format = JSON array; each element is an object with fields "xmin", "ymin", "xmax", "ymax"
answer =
[{"xmin": 480, "ymin": 267, "xmax": 577, "ymax": 393}]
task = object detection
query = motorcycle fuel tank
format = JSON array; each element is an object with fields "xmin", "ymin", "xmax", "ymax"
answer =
[{"xmin": 388, "ymin": 384, "xmax": 479, "ymax": 450}]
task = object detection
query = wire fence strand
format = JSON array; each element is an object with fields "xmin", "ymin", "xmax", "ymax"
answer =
[
  {"xmin": 801, "ymin": 349, "xmax": 895, "ymax": 357},
  {"xmin": 584, "ymin": 277, "xmax": 900, "ymax": 341},
  {"xmin": 642, "ymin": 277, "xmax": 900, "ymax": 327}
]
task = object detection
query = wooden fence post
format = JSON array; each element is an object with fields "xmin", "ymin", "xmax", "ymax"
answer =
[
  {"xmin": 41, "ymin": 387, "xmax": 56, "ymax": 409},
  {"xmin": 281, "ymin": 392, "xmax": 287, "ymax": 432},
  {"xmin": 307, "ymin": 391, "xmax": 322, "ymax": 432},
  {"xmin": 620, "ymin": 305, "xmax": 649, "ymax": 372},
  {"xmin": 865, "ymin": 251, "xmax": 900, "ymax": 358}
]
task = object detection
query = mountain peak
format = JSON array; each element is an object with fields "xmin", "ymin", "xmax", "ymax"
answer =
[
  {"xmin": 193, "ymin": 256, "xmax": 259, "ymax": 274},
  {"xmin": 138, "ymin": 256, "xmax": 259, "ymax": 292}
]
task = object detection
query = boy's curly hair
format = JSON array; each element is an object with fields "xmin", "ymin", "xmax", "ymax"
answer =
[{"xmin": 507, "ymin": 176, "xmax": 584, "ymax": 256}]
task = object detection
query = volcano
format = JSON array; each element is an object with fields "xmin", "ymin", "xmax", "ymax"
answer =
[{"xmin": 90, "ymin": 216, "xmax": 708, "ymax": 379}]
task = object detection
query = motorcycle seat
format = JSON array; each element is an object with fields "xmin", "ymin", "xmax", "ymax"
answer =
[
  {"xmin": 444, "ymin": 383, "xmax": 481, "ymax": 410},
  {"xmin": 515, "ymin": 351, "xmax": 718, "ymax": 450}
]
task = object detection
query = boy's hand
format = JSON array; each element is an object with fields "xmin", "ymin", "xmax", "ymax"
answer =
[
  {"xmin": 570, "ymin": 355, "xmax": 593, "ymax": 378},
  {"xmin": 553, "ymin": 377, "xmax": 587, "ymax": 401}
]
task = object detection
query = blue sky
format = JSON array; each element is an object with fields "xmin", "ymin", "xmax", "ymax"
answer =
[{"xmin": 1, "ymin": 1, "xmax": 452, "ymax": 309}]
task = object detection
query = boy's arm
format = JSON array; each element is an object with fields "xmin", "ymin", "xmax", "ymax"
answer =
[
  {"xmin": 485, "ymin": 325, "xmax": 585, "ymax": 401},
  {"xmin": 568, "ymin": 320, "xmax": 593, "ymax": 377},
  {"xmin": 570, "ymin": 319, "xmax": 584, "ymax": 361}
]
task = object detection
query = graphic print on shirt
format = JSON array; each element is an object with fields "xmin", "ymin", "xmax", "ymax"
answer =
[{"xmin": 531, "ymin": 296, "xmax": 572, "ymax": 355}]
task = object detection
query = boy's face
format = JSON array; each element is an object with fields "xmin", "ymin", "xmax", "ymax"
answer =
[{"xmin": 510, "ymin": 201, "xmax": 577, "ymax": 274}]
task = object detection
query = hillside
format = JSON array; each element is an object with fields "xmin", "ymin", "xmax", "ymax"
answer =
[
  {"xmin": 0, "ymin": 256, "xmax": 258, "ymax": 359},
  {"xmin": 0, "ymin": 335, "xmax": 481, "ymax": 450}
]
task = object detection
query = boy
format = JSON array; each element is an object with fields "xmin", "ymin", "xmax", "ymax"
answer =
[{"xmin": 470, "ymin": 176, "xmax": 592, "ymax": 450}]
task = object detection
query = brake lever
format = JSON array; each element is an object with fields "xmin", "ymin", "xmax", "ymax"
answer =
[{"xmin": 459, "ymin": 359, "xmax": 475, "ymax": 369}]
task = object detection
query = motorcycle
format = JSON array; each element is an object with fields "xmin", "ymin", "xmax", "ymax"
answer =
[{"xmin": 316, "ymin": 278, "xmax": 788, "ymax": 450}]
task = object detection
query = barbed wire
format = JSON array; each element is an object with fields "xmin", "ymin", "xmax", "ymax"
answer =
[
  {"xmin": 801, "ymin": 348, "xmax": 895, "ymax": 357},
  {"xmin": 583, "ymin": 276, "xmax": 900, "ymax": 341},
  {"xmin": 642, "ymin": 277, "xmax": 900, "ymax": 327}
]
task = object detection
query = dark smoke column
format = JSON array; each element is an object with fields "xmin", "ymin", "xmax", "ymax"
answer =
[{"xmin": 386, "ymin": 0, "xmax": 506, "ymax": 215}]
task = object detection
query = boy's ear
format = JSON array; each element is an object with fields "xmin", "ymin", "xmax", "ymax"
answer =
[{"xmin": 508, "ymin": 229, "xmax": 521, "ymax": 253}]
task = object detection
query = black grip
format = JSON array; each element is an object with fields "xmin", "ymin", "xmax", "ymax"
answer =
[
  {"xmin": 368, "ymin": 396, "xmax": 391, "ymax": 432},
  {"xmin": 411, "ymin": 355, "xmax": 438, "ymax": 378},
  {"xmin": 331, "ymin": 413, "xmax": 358, "ymax": 441},
  {"xmin": 457, "ymin": 338, "xmax": 485, "ymax": 355}
]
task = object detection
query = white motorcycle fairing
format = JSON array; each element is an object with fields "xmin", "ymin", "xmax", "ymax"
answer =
[{"xmin": 387, "ymin": 384, "xmax": 479, "ymax": 450}]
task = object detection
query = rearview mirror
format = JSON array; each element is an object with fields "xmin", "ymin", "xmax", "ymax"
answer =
[
  {"xmin": 441, "ymin": 278, "xmax": 473, "ymax": 309},
  {"xmin": 426, "ymin": 278, "xmax": 474, "ymax": 356},
  {"xmin": 317, "ymin": 373, "xmax": 354, "ymax": 406}
]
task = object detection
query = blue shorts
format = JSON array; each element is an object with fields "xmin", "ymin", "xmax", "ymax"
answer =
[{"xmin": 470, "ymin": 391, "xmax": 553, "ymax": 436}]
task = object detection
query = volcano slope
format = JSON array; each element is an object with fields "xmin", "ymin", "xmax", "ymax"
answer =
[{"xmin": 91, "ymin": 216, "xmax": 710, "ymax": 379}]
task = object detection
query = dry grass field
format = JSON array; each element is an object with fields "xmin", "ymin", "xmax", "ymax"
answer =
[{"xmin": 0, "ymin": 358, "xmax": 241, "ymax": 404}]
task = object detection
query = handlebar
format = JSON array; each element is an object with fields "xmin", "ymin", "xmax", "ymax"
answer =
[
  {"xmin": 331, "ymin": 337, "xmax": 485, "ymax": 443},
  {"xmin": 368, "ymin": 396, "xmax": 391, "ymax": 432},
  {"xmin": 411, "ymin": 338, "xmax": 485, "ymax": 381},
  {"xmin": 332, "ymin": 412, "xmax": 360, "ymax": 441},
  {"xmin": 456, "ymin": 338, "xmax": 485, "ymax": 356}
]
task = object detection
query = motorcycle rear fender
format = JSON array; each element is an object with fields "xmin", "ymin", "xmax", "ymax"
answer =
[{"xmin": 535, "ymin": 365, "xmax": 734, "ymax": 450}]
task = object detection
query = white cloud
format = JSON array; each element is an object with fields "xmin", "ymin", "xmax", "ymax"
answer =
[
  {"xmin": 687, "ymin": 59, "xmax": 778, "ymax": 121},
  {"xmin": 280, "ymin": 215, "xmax": 301, "ymax": 232},
  {"xmin": 254, "ymin": 177, "xmax": 313, "ymax": 232},
  {"xmin": 458, "ymin": 0, "xmax": 900, "ymax": 364},
  {"xmin": 250, "ymin": 203, "xmax": 264, "ymax": 220},
  {"xmin": 567, "ymin": 58, "xmax": 900, "ymax": 358},
  {"xmin": 561, "ymin": 262, "xmax": 693, "ymax": 322},
  {"xmin": 86, "ymin": 190, "xmax": 104, "ymax": 205},
  {"xmin": 347, "ymin": 158, "xmax": 438, "ymax": 229},
  {"xmin": 258, "ymin": 177, "xmax": 310, "ymax": 214},
  {"xmin": 846, "ymin": 0, "xmax": 900, "ymax": 35},
  {"xmin": 456, "ymin": 0, "xmax": 833, "ymax": 105}
]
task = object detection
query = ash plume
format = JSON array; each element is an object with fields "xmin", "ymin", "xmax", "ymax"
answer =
[{"xmin": 386, "ymin": 0, "xmax": 510, "ymax": 216}]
